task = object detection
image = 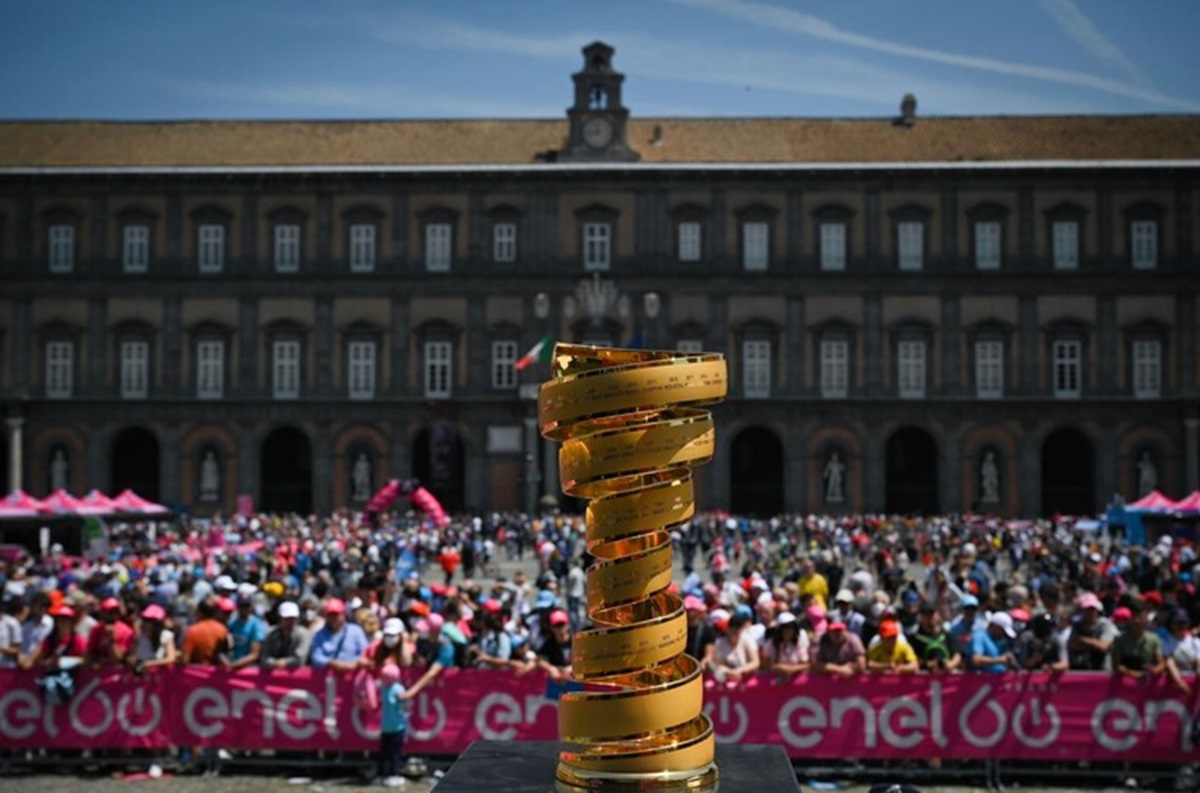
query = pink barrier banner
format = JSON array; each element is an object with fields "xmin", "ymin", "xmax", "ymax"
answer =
[{"xmin": 1, "ymin": 668, "xmax": 1196, "ymax": 762}]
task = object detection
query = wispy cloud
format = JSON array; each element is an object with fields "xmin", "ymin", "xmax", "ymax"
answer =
[
  {"xmin": 147, "ymin": 76, "xmax": 561, "ymax": 118},
  {"xmin": 670, "ymin": 0, "xmax": 1198, "ymax": 111},
  {"xmin": 1037, "ymin": 0, "xmax": 1150, "ymax": 85}
]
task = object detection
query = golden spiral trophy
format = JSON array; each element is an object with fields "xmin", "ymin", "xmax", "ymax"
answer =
[{"xmin": 539, "ymin": 343, "xmax": 727, "ymax": 792}]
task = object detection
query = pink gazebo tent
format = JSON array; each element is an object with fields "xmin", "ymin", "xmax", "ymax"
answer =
[
  {"xmin": 110, "ymin": 489, "xmax": 171, "ymax": 515},
  {"xmin": 1174, "ymin": 491, "xmax": 1200, "ymax": 513},
  {"xmin": 1128, "ymin": 490, "xmax": 1180, "ymax": 511},
  {"xmin": 0, "ymin": 489, "xmax": 45, "ymax": 518},
  {"xmin": 76, "ymin": 489, "xmax": 117, "ymax": 516},
  {"xmin": 40, "ymin": 489, "xmax": 81, "ymax": 513}
]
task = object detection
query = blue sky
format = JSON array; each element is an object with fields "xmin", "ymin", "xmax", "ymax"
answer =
[{"xmin": 2, "ymin": 0, "xmax": 1198, "ymax": 120}]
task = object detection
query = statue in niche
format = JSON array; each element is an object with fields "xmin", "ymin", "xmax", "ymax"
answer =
[
  {"xmin": 823, "ymin": 451, "xmax": 846, "ymax": 504},
  {"xmin": 199, "ymin": 450, "xmax": 220, "ymax": 502},
  {"xmin": 50, "ymin": 448, "xmax": 69, "ymax": 492},
  {"xmin": 1137, "ymin": 450, "xmax": 1157, "ymax": 497},
  {"xmin": 352, "ymin": 453, "xmax": 372, "ymax": 502},
  {"xmin": 980, "ymin": 450, "xmax": 1000, "ymax": 505}
]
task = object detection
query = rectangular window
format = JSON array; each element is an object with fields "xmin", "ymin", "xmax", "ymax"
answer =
[
  {"xmin": 742, "ymin": 222, "xmax": 768, "ymax": 271},
  {"xmin": 120, "ymin": 340, "xmax": 149, "ymax": 399},
  {"xmin": 742, "ymin": 339, "xmax": 771, "ymax": 398},
  {"xmin": 678, "ymin": 221, "xmax": 701, "ymax": 262},
  {"xmin": 45, "ymin": 341, "xmax": 73, "ymax": 399},
  {"xmin": 1052, "ymin": 221, "xmax": 1079, "ymax": 270},
  {"xmin": 426, "ymin": 223, "xmax": 452, "ymax": 272},
  {"xmin": 975, "ymin": 221, "xmax": 1001, "ymax": 270},
  {"xmin": 897, "ymin": 222, "xmax": 923, "ymax": 271},
  {"xmin": 820, "ymin": 339, "xmax": 849, "ymax": 398},
  {"xmin": 349, "ymin": 224, "xmax": 376, "ymax": 272},
  {"xmin": 974, "ymin": 340, "xmax": 1004, "ymax": 398},
  {"xmin": 677, "ymin": 339, "xmax": 704, "ymax": 354},
  {"xmin": 122, "ymin": 225, "xmax": 150, "ymax": 273},
  {"xmin": 820, "ymin": 223, "xmax": 846, "ymax": 271},
  {"xmin": 492, "ymin": 341, "xmax": 518, "ymax": 389},
  {"xmin": 198, "ymin": 224, "xmax": 225, "ymax": 273},
  {"xmin": 274, "ymin": 224, "xmax": 301, "ymax": 272},
  {"xmin": 583, "ymin": 222, "xmax": 611, "ymax": 271},
  {"xmin": 425, "ymin": 340, "xmax": 452, "ymax": 398},
  {"xmin": 898, "ymin": 340, "xmax": 926, "ymax": 398},
  {"xmin": 48, "ymin": 225, "xmax": 75, "ymax": 273},
  {"xmin": 347, "ymin": 340, "xmax": 376, "ymax": 400},
  {"xmin": 196, "ymin": 340, "xmax": 225, "ymax": 399},
  {"xmin": 1132, "ymin": 339, "xmax": 1161, "ymax": 399},
  {"xmin": 1131, "ymin": 221, "xmax": 1157, "ymax": 270},
  {"xmin": 273, "ymin": 340, "xmax": 301, "ymax": 399},
  {"xmin": 1053, "ymin": 340, "xmax": 1082, "ymax": 398},
  {"xmin": 493, "ymin": 223, "xmax": 517, "ymax": 263}
]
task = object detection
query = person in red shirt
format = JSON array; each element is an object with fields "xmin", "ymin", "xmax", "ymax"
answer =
[
  {"xmin": 86, "ymin": 598, "xmax": 135, "ymax": 667},
  {"xmin": 32, "ymin": 605, "xmax": 87, "ymax": 668},
  {"xmin": 437, "ymin": 545, "xmax": 461, "ymax": 586}
]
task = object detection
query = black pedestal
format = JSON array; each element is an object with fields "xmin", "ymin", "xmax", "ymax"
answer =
[{"xmin": 434, "ymin": 740, "xmax": 800, "ymax": 793}]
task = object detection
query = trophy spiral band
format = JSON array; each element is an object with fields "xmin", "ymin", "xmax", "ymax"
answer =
[{"xmin": 539, "ymin": 343, "xmax": 727, "ymax": 792}]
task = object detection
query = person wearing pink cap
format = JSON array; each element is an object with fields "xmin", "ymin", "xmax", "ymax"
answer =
[
  {"xmin": 684, "ymin": 595, "xmax": 717, "ymax": 669},
  {"xmin": 1067, "ymin": 592, "xmax": 1117, "ymax": 670},
  {"xmin": 30, "ymin": 605, "xmax": 86, "ymax": 670},
  {"xmin": 534, "ymin": 609, "xmax": 573, "ymax": 682},
  {"xmin": 86, "ymin": 597, "xmax": 134, "ymax": 668},
  {"xmin": 133, "ymin": 604, "xmax": 177, "ymax": 671}
]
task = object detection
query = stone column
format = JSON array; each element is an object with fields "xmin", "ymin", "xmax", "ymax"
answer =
[
  {"xmin": 940, "ymin": 295, "xmax": 961, "ymax": 396},
  {"xmin": 238, "ymin": 297, "xmax": 258, "ymax": 397},
  {"xmin": 312, "ymin": 424, "xmax": 332, "ymax": 514},
  {"xmin": 1019, "ymin": 429, "xmax": 1040, "ymax": 517},
  {"xmin": 709, "ymin": 189, "xmax": 727, "ymax": 268},
  {"xmin": 1179, "ymin": 295, "xmax": 1196, "ymax": 391},
  {"xmin": 6, "ymin": 417, "xmax": 23, "ymax": 492},
  {"xmin": 316, "ymin": 191, "xmax": 333, "ymax": 269},
  {"xmin": 464, "ymin": 424, "xmax": 486, "ymax": 513},
  {"xmin": 314, "ymin": 296, "xmax": 333, "ymax": 395},
  {"xmin": 941, "ymin": 423, "xmax": 963, "ymax": 513},
  {"xmin": 864, "ymin": 295, "xmax": 883, "ymax": 397},
  {"xmin": 784, "ymin": 423, "xmax": 807, "ymax": 514},
  {"xmin": 467, "ymin": 296, "xmax": 488, "ymax": 391},
  {"xmin": 87, "ymin": 426, "xmax": 108, "ymax": 494},
  {"xmin": 12, "ymin": 299, "xmax": 31, "ymax": 387},
  {"xmin": 786, "ymin": 190, "xmax": 805, "ymax": 267},
  {"xmin": 467, "ymin": 191, "xmax": 485, "ymax": 262},
  {"xmin": 542, "ymin": 437, "xmax": 560, "ymax": 505},
  {"xmin": 864, "ymin": 425, "xmax": 885, "ymax": 513},
  {"xmin": 160, "ymin": 424, "xmax": 181, "ymax": 505},
  {"xmin": 1097, "ymin": 294, "xmax": 1116, "ymax": 394},
  {"xmin": 163, "ymin": 296, "xmax": 183, "ymax": 395},
  {"xmin": 1185, "ymin": 419, "xmax": 1200, "ymax": 492},
  {"xmin": 390, "ymin": 421, "xmax": 411, "ymax": 484},
  {"xmin": 390, "ymin": 297, "xmax": 410, "ymax": 396},
  {"xmin": 237, "ymin": 423, "xmax": 259, "ymax": 504},
  {"xmin": 1096, "ymin": 429, "xmax": 1117, "ymax": 512},
  {"xmin": 940, "ymin": 188, "xmax": 958, "ymax": 272},
  {"xmin": 524, "ymin": 416, "xmax": 541, "ymax": 514},
  {"xmin": 87, "ymin": 297, "xmax": 107, "ymax": 397},
  {"xmin": 1018, "ymin": 295, "xmax": 1039, "ymax": 395},
  {"xmin": 785, "ymin": 295, "xmax": 806, "ymax": 395}
]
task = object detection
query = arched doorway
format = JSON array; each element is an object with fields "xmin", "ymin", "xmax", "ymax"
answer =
[
  {"xmin": 729, "ymin": 427, "xmax": 784, "ymax": 517},
  {"xmin": 412, "ymin": 423, "xmax": 465, "ymax": 513},
  {"xmin": 1041, "ymin": 428, "xmax": 1094, "ymax": 516},
  {"xmin": 111, "ymin": 427, "xmax": 160, "ymax": 501},
  {"xmin": 885, "ymin": 427, "xmax": 939, "ymax": 515},
  {"xmin": 261, "ymin": 427, "xmax": 312, "ymax": 514}
]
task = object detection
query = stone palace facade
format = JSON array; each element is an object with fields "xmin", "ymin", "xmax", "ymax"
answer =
[{"xmin": 1, "ymin": 43, "xmax": 1198, "ymax": 518}]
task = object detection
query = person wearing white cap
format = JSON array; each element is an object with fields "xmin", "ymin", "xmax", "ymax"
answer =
[
  {"xmin": 261, "ymin": 602, "xmax": 311, "ymax": 670},
  {"xmin": 761, "ymin": 612, "xmax": 810, "ymax": 682},
  {"xmin": 363, "ymin": 617, "xmax": 411, "ymax": 672},
  {"xmin": 970, "ymin": 612, "xmax": 1017, "ymax": 673},
  {"xmin": 214, "ymin": 575, "xmax": 237, "ymax": 593}
]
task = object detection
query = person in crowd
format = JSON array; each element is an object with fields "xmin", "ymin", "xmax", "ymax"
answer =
[
  {"xmin": 1067, "ymin": 592, "xmax": 1119, "ymax": 670},
  {"xmin": 1110, "ymin": 599, "xmax": 1166, "ymax": 682},
  {"xmin": 909, "ymin": 602, "xmax": 961, "ymax": 673},
  {"xmin": 0, "ymin": 595, "xmax": 22, "ymax": 668},
  {"xmin": 377, "ymin": 662, "xmax": 409, "ymax": 788},
  {"xmin": 829, "ymin": 589, "xmax": 866, "ymax": 638},
  {"xmin": 357, "ymin": 608, "xmax": 382, "ymax": 645},
  {"xmin": 227, "ymin": 595, "xmax": 267, "ymax": 669},
  {"xmin": 535, "ymin": 608, "xmax": 574, "ymax": 681},
  {"xmin": 970, "ymin": 612, "xmax": 1018, "ymax": 673},
  {"xmin": 34, "ymin": 605, "xmax": 86, "ymax": 668},
  {"xmin": 364, "ymin": 617, "xmax": 411, "ymax": 672},
  {"xmin": 1014, "ymin": 612, "xmax": 1068, "ymax": 672},
  {"xmin": 262, "ymin": 601, "xmax": 313, "ymax": 670},
  {"xmin": 760, "ymin": 611, "xmax": 809, "ymax": 682},
  {"xmin": 795, "ymin": 557, "xmax": 829, "ymax": 610},
  {"xmin": 19, "ymin": 591, "xmax": 53, "ymax": 670},
  {"xmin": 470, "ymin": 599, "xmax": 514, "ymax": 670},
  {"xmin": 948, "ymin": 594, "xmax": 985, "ymax": 669},
  {"xmin": 86, "ymin": 597, "xmax": 135, "ymax": 667},
  {"xmin": 310, "ymin": 598, "xmax": 369, "ymax": 672},
  {"xmin": 866, "ymin": 618, "xmax": 919, "ymax": 673},
  {"xmin": 133, "ymin": 604, "xmax": 177, "ymax": 671},
  {"xmin": 402, "ymin": 613, "xmax": 456, "ymax": 701},
  {"xmin": 181, "ymin": 599, "xmax": 231, "ymax": 666},
  {"xmin": 708, "ymin": 612, "xmax": 760, "ymax": 683},
  {"xmin": 1161, "ymin": 608, "xmax": 1200, "ymax": 672},
  {"xmin": 813, "ymin": 621, "xmax": 865, "ymax": 677},
  {"xmin": 684, "ymin": 595, "xmax": 717, "ymax": 669}
]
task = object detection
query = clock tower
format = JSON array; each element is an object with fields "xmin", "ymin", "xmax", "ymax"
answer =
[{"xmin": 560, "ymin": 42, "xmax": 639, "ymax": 163}]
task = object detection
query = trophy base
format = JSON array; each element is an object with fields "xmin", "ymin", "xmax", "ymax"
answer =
[
  {"xmin": 435, "ymin": 741, "xmax": 800, "ymax": 793},
  {"xmin": 555, "ymin": 760, "xmax": 718, "ymax": 792}
]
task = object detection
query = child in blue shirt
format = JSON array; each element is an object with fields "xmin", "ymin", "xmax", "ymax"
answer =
[{"xmin": 378, "ymin": 663, "xmax": 409, "ymax": 786}]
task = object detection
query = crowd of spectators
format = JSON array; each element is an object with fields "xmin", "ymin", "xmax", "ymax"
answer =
[{"xmin": 0, "ymin": 508, "xmax": 1198, "ymax": 698}]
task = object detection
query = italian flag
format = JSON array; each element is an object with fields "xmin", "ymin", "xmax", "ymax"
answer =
[{"xmin": 514, "ymin": 336, "xmax": 554, "ymax": 371}]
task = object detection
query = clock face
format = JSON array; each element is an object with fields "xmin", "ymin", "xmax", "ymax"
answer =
[{"xmin": 582, "ymin": 117, "xmax": 614, "ymax": 149}]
